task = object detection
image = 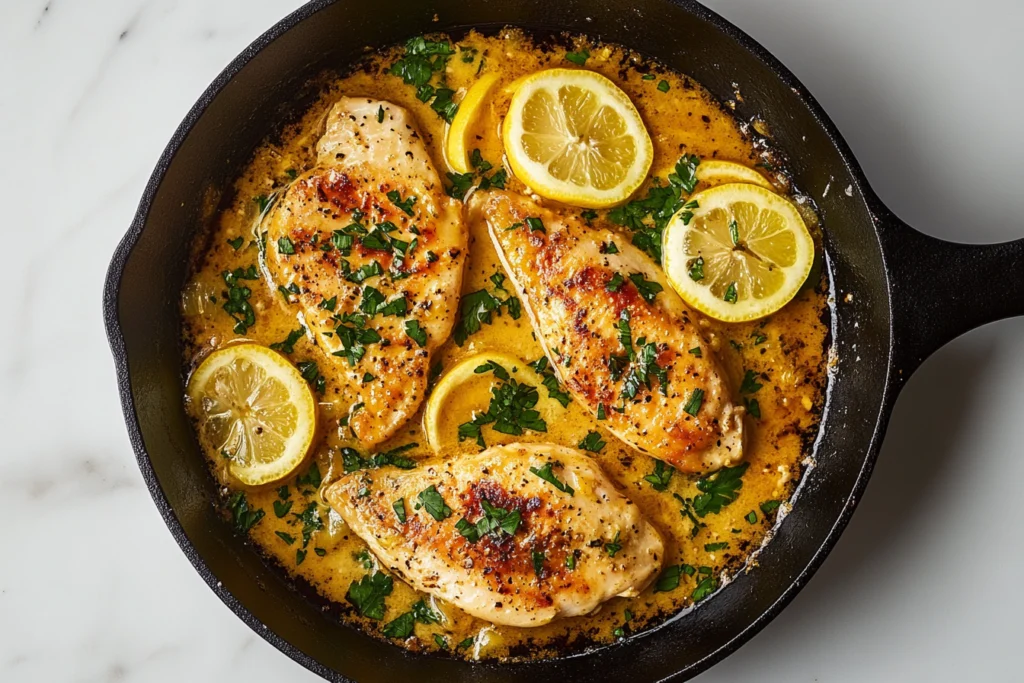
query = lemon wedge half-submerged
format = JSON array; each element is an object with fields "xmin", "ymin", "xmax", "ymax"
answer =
[
  {"xmin": 444, "ymin": 73, "xmax": 500, "ymax": 173},
  {"xmin": 502, "ymin": 68, "xmax": 653, "ymax": 208},
  {"xmin": 695, "ymin": 159, "xmax": 774, "ymax": 190},
  {"xmin": 424, "ymin": 352, "xmax": 566, "ymax": 452},
  {"xmin": 663, "ymin": 183, "xmax": 814, "ymax": 322},
  {"xmin": 186, "ymin": 343, "xmax": 317, "ymax": 486}
]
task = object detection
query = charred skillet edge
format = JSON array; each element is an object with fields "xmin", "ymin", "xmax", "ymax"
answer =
[{"xmin": 103, "ymin": 0, "xmax": 895, "ymax": 681}]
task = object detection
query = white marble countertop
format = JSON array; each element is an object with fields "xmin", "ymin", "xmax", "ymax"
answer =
[{"xmin": 2, "ymin": 0, "xmax": 1022, "ymax": 681}]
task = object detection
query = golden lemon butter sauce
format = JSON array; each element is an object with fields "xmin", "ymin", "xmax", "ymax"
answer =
[{"xmin": 181, "ymin": 29, "xmax": 830, "ymax": 660}]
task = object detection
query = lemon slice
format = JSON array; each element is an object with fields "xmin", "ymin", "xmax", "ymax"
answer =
[
  {"xmin": 695, "ymin": 160, "xmax": 774, "ymax": 190},
  {"xmin": 424, "ymin": 352, "xmax": 564, "ymax": 452},
  {"xmin": 502, "ymin": 69, "xmax": 653, "ymax": 208},
  {"xmin": 663, "ymin": 183, "xmax": 814, "ymax": 322},
  {"xmin": 186, "ymin": 343, "xmax": 317, "ymax": 486},
  {"xmin": 445, "ymin": 73, "xmax": 500, "ymax": 173}
]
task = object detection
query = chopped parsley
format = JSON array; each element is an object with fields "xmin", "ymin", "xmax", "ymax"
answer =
[
  {"xmin": 430, "ymin": 87, "xmax": 458, "ymax": 122},
  {"xmin": 704, "ymin": 542, "xmax": 729, "ymax": 552},
  {"xmin": 529, "ymin": 461, "xmax": 575, "ymax": 496},
  {"xmin": 745, "ymin": 397, "xmax": 761, "ymax": 419},
  {"xmin": 393, "ymin": 498, "xmax": 407, "ymax": 523},
  {"xmin": 608, "ymin": 154, "xmax": 700, "ymax": 263},
  {"xmin": 389, "ymin": 36, "xmax": 457, "ymax": 122},
  {"xmin": 277, "ymin": 236, "xmax": 296, "ymax": 255},
  {"xmin": 445, "ymin": 171, "xmax": 474, "ymax": 199},
  {"xmin": 745, "ymin": 510, "xmax": 758, "ymax": 524},
  {"xmin": 344, "ymin": 260, "xmax": 384, "ymax": 283},
  {"xmin": 382, "ymin": 611, "xmax": 414, "ymax": 639},
  {"xmin": 601, "ymin": 240, "xmax": 619, "ymax": 254},
  {"xmin": 688, "ymin": 256, "xmax": 705, "ymax": 281},
  {"xmin": 657, "ymin": 79, "xmax": 670, "ymax": 92},
  {"xmin": 331, "ymin": 320, "xmax": 382, "ymax": 366},
  {"xmin": 527, "ymin": 356, "xmax": 572, "ymax": 408},
  {"xmin": 581, "ymin": 209, "xmax": 598, "ymax": 223},
  {"xmin": 318, "ymin": 295, "xmax": 337, "ymax": 311},
  {"xmin": 226, "ymin": 236, "xmax": 244, "ymax": 250},
  {"xmin": 532, "ymin": 549, "xmax": 546, "ymax": 577},
  {"xmin": 683, "ymin": 388, "xmax": 705, "ymax": 416},
  {"xmin": 453, "ymin": 275, "xmax": 521, "ymax": 345},
  {"xmin": 330, "ymin": 231, "xmax": 353, "ymax": 255},
  {"xmin": 275, "ymin": 531, "xmax": 296, "ymax": 545},
  {"xmin": 578, "ymin": 431, "xmax": 606, "ymax": 453},
  {"xmin": 729, "ymin": 219, "xmax": 740, "ymax": 245},
  {"xmin": 411, "ymin": 599, "xmax": 440, "ymax": 624},
  {"xmin": 416, "ymin": 485, "xmax": 452, "ymax": 521},
  {"xmin": 760, "ymin": 499, "xmax": 782, "ymax": 515},
  {"xmin": 628, "ymin": 272, "xmax": 663, "ymax": 303},
  {"xmin": 688, "ymin": 346, "xmax": 702, "ymax": 357},
  {"xmin": 277, "ymin": 282, "xmax": 299, "ymax": 302},
  {"xmin": 346, "ymin": 571, "xmax": 393, "ymax": 620},
  {"xmin": 723, "ymin": 282, "xmax": 738, "ymax": 303},
  {"xmin": 404, "ymin": 319, "xmax": 427, "ymax": 347},
  {"xmin": 341, "ymin": 443, "xmax": 418, "ymax": 472},
  {"xmin": 221, "ymin": 265, "xmax": 259, "ymax": 334},
  {"xmin": 606, "ymin": 272, "xmax": 626, "ymax": 293},
  {"xmin": 644, "ymin": 459, "xmax": 675, "ymax": 491},
  {"xmin": 297, "ymin": 462, "xmax": 323, "ymax": 489},
  {"xmin": 455, "ymin": 496, "xmax": 522, "ymax": 542},
  {"xmin": 525, "ymin": 216, "xmax": 545, "ymax": 233},
  {"xmin": 604, "ymin": 531, "xmax": 622, "ymax": 557},
  {"xmin": 360, "ymin": 286, "xmax": 408, "ymax": 318},
  {"xmin": 273, "ymin": 495, "xmax": 293, "ymax": 518},
  {"xmin": 269, "ymin": 327, "xmax": 305, "ymax": 354},
  {"xmin": 458, "ymin": 364, "xmax": 546, "ymax": 447},
  {"xmin": 739, "ymin": 370, "xmax": 764, "ymax": 394},
  {"xmin": 227, "ymin": 492, "xmax": 264, "ymax": 533},
  {"xmin": 692, "ymin": 575, "xmax": 717, "ymax": 602},
  {"xmin": 386, "ymin": 190, "xmax": 417, "ymax": 216},
  {"xmin": 619, "ymin": 330, "xmax": 670, "ymax": 401},
  {"xmin": 565, "ymin": 49, "xmax": 589, "ymax": 65},
  {"xmin": 654, "ymin": 564, "xmax": 682, "ymax": 592},
  {"xmin": 293, "ymin": 501, "xmax": 323, "ymax": 547},
  {"xmin": 692, "ymin": 462, "xmax": 749, "ymax": 516}
]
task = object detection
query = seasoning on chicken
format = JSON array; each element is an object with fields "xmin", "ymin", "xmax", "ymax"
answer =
[
  {"xmin": 264, "ymin": 98, "xmax": 465, "ymax": 445},
  {"xmin": 324, "ymin": 443, "xmax": 664, "ymax": 627},
  {"xmin": 469, "ymin": 190, "xmax": 744, "ymax": 473}
]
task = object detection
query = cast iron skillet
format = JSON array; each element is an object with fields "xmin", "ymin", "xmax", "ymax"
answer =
[{"xmin": 102, "ymin": 0, "xmax": 1024, "ymax": 680}]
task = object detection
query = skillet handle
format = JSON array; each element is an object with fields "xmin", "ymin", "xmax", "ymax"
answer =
[{"xmin": 878, "ymin": 208, "xmax": 1024, "ymax": 382}]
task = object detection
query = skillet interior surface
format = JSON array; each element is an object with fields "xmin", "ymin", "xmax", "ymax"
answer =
[{"xmin": 104, "ymin": 0, "xmax": 898, "ymax": 680}]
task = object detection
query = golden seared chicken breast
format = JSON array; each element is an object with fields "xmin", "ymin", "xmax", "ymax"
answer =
[
  {"xmin": 324, "ymin": 443, "xmax": 664, "ymax": 627},
  {"xmin": 264, "ymin": 98, "xmax": 465, "ymax": 446},
  {"xmin": 469, "ymin": 190, "xmax": 744, "ymax": 473}
]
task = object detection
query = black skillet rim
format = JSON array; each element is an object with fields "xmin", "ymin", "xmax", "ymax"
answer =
[{"xmin": 102, "ymin": 0, "xmax": 900, "ymax": 680}]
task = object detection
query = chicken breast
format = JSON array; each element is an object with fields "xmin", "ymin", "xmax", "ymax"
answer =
[
  {"xmin": 468, "ymin": 190, "xmax": 744, "ymax": 473},
  {"xmin": 264, "ymin": 98, "xmax": 465, "ymax": 445},
  {"xmin": 324, "ymin": 443, "xmax": 664, "ymax": 627}
]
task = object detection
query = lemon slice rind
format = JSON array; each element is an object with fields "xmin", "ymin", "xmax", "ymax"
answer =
[
  {"xmin": 445, "ymin": 73, "xmax": 500, "ymax": 174},
  {"xmin": 187, "ymin": 343, "xmax": 317, "ymax": 487},
  {"xmin": 663, "ymin": 183, "xmax": 814, "ymax": 323},
  {"xmin": 695, "ymin": 159, "xmax": 774, "ymax": 190}
]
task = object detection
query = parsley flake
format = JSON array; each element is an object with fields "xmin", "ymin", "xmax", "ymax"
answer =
[{"xmin": 529, "ymin": 461, "xmax": 575, "ymax": 496}]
